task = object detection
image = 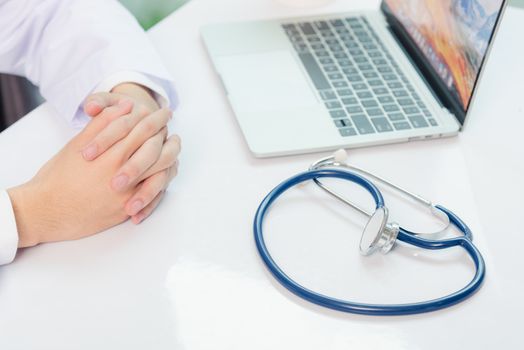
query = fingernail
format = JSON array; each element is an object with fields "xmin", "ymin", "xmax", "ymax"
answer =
[
  {"xmin": 111, "ymin": 174, "xmax": 129, "ymax": 191},
  {"xmin": 133, "ymin": 213, "xmax": 145, "ymax": 224},
  {"xmin": 86, "ymin": 101, "xmax": 101, "ymax": 110},
  {"xmin": 82, "ymin": 144, "xmax": 98, "ymax": 160},
  {"xmin": 129, "ymin": 200, "xmax": 144, "ymax": 216}
]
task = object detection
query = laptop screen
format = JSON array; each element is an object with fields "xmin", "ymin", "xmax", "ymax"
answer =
[{"xmin": 382, "ymin": 0, "xmax": 505, "ymax": 114}]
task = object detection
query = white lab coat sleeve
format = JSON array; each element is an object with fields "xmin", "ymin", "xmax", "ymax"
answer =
[
  {"xmin": 0, "ymin": 191, "xmax": 18, "ymax": 265},
  {"xmin": 0, "ymin": 0, "xmax": 177, "ymax": 125}
]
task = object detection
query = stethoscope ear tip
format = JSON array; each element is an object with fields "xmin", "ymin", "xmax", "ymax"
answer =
[{"xmin": 333, "ymin": 149, "xmax": 349, "ymax": 163}]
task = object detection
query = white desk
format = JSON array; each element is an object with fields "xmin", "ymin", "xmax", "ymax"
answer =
[{"xmin": 1, "ymin": 1, "xmax": 523, "ymax": 348}]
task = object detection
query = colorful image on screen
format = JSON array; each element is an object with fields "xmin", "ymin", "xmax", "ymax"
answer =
[{"xmin": 383, "ymin": 0, "xmax": 504, "ymax": 110}]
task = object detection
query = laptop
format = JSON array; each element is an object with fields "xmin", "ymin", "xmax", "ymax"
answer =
[{"xmin": 201, "ymin": 0, "xmax": 507, "ymax": 157}]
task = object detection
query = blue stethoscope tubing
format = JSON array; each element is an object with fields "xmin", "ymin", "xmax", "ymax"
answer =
[{"xmin": 253, "ymin": 168, "xmax": 486, "ymax": 316}]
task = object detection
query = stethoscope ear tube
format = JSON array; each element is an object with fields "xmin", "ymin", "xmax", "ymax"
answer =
[{"xmin": 254, "ymin": 169, "xmax": 486, "ymax": 316}]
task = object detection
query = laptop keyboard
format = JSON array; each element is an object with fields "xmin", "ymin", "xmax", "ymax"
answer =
[{"xmin": 282, "ymin": 17, "xmax": 438, "ymax": 137}]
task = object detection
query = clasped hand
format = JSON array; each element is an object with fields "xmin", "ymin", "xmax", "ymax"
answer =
[{"xmin": 8, "ymin": 83, "xmax": 181, "ymax": 247}]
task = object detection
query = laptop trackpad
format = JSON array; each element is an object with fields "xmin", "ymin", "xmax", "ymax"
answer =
[{"xmin": 216, "ymin": 50, "xmax": 318, "ymax": 112}]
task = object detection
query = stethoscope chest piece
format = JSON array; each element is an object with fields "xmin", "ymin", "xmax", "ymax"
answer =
[{"xmin": 360, "ymin": 206, "xmax": 399, "ymax": 256}]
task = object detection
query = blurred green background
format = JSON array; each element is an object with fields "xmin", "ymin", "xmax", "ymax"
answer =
[
  {"xmin": 119, "ymin": 0, "xmax": 190, "ymax": 30},
  {"xmin": 120, "ymin": 0, "xmax": 524, "ymax": 30}
]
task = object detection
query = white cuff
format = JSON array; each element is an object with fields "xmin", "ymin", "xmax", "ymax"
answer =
[
  {"xmin": 71, "ymin": 71, "xmax": 177, "ymax": 128},
  {"xmin": 0, "ymin": 190, "xmax": 19, "ymax": 265}
]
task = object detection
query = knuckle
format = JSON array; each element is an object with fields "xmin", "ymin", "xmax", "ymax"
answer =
[
  {"xmin": 136, "ymin": 104, "xmax": 150, "ymax": 118},
  {"xmin": 122, "ymin": 163, "xmax": 141, "ymax": 179},
  {"xmin": 141, "ymin": 119, "xmax": 157, "ymax": 135}
]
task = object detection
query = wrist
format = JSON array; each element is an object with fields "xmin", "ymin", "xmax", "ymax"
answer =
[
  {"xmin": 111, "ymin": 83, "xmax": 160, "ymax": 112},
  {"xmin": 7, "ymin": 184, "xmax": 52, "ymax": 248}
]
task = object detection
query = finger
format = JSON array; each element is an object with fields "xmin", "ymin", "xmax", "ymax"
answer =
[
  {"xmin": 78, "ymin": 100, "xmax": 134, "ymax": 148},
  {"xmin": 125, "ymin": 165, "xmax": 178, "ymax": 216},
  {"xmin": 81, "ymin": 103, "xmax": 153, "ymax": 161},
  {"xmin": 131, "ymin": 190, "xmax": 166, "ymax": 225},
  {"xmin": 117, "ymin": 108, "xmax": 173, "ymax": 160},
  {"xmin": 137, "ymin": 135, "xmax": 181, "ymax": 182},
  {"xmin": 84, "ymin": 92, "xmax": 127, "ymax": 117},
  {"xmin": 111, "ymin": 127, "xmax": 168, "ymax": 192}
]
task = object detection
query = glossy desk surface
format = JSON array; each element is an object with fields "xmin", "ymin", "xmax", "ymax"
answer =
[{"xmin": 0, "ymin": 0, "xmax": 523, "ymax": 348}]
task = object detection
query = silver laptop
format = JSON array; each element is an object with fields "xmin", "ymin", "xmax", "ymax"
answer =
[{"xmin": 202, "ymin": 0, "xmax": 507, "ymax": 157}]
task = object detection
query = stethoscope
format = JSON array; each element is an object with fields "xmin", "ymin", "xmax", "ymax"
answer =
[{"xmin": 254, "ymin": 150, "xmax": 485, "ymax": 316}]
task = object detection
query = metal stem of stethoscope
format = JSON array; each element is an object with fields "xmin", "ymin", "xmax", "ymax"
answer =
[{"xmin": 309, "ymin": 149, "xmax": 450, "ymax": 238}]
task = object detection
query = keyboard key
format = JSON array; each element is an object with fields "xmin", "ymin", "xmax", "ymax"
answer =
[
  {"xmin": 358, "ymin": 64, "xmax": 373, "ymax": 71},
  {"xmin": 319, "ymin": 58, "xmax": 334, "ymax": 65},
  {"xmin": 394, "ymin": 121, "xmax": 411, "ymax": 130},
  {"xmin": 319, "ymin": 90, "xmax": 336, "ymax": 100},
  {"xmin": 341, "ymin": 97, "xmax": 358, "ymax": 105},
  {"xmin": 351, "ymin": 114, "xmax": 375, "ymax": 134},
  {"xmin": 362, "ymin": 99, "xmax": 378, "ymax": 108},
  {"xmin": 409, "ymin": 115, "xmax": 429, "ymax": 128},
  {"xmin": 373, "ymin": 87, "xmax": 388, "ymax": 95},
  {"xmin": 308, "ymin": 36, "xmax": 321, "ymax": 43},
  {"xmin": 324, "ymin": 65, "xmax": 338, "ymax": 72},
  {"xmin": 325, "ymin": 38, "xmax": 339, "ymax": 45},
  {"xmin": 363, "ymin": 72, "xmax": 379, "ymax": 79},
  {"xmin": 338, "ymin": 59, "xmax": 352, "ymax": 67},
  {"xmin": 329, "ymin": 44, "xmax": 344, "ymax": 52},
  {"xmin": 352, "ymin": 83, "xmax": 368, "ymax": 90},
  {"xmin": 397, "ymin": 98, "xmax": 415, "ymax": 106},
  {"xmin": 299, "ymin": 23, "xmax": 316, "ymax": 35},
  {"xmin": 294, "ymin": 44, "xmax": 308, "ymax": 52},
  {"xmin": 315, "ymin": 21, "xmax": 329, "ymax": 31},
  {"xmin": 371, "ymin": 117, "xmax": 393, "ymax": 132},
  {"xmin": 334, "ymin": 119, "xmax": 352, "ymax": 127},
  {"xmin": 373, "ymin": 58, "xmax": 388, "ymax": 65},
  {"xmin": 354, "ymin": 57, "xmax": 369, "ymax": 64},
  {"xmin": 428, "ymin": 118, "xmax": 438, "ymax": 126},
  {"xmin": 378, "ymin": 95, "xmax": 394, "ymax": 103},
  {"xmin": 368, "ymin": 80, "xmax": 384, "ymax": 86},
  {"xmin": 336, "ymin": 28, "xmax": 350, "ymax": 34},
  {"xmin": 403, "ymin": 106, "xmax": 420, "ymax": 114},
  {"xmin": 368, "ymin": 51, "xmax": 381, "ymax": 57},
  {"xmin": 416, "ymin": 100, "xmax": 426, "ymax": 108},
  {"xmin": 337, "ymin": 89, "xmax": 353, "ymax": 96},
  {"xmin": 333, "ymin": 81, "xmax": 348, "ymax": 88},
  {"xmin": 347, "ymin": 75, "xmax": 363, "ymax": 82},
  {"xmin": 383, "ymin": 74, "xmax": 397, "ymax": 81},
  {"xmin": 366, "ymin": 108, "xmax": 383, "ymax": 117},
  {"xmin": 343, "ymin": 67, "xmax": 358, "ymax": 75},
  {"xmin": 344, "ymin": 42, "xmax": 359, "ymax": 49},
  {"xmin": 422, "ymin": 109, "xmax": 432, "ymax": 117},
  {"xmin": 383, "ymin": 104, "xmax": 400, "ymax": 112},
  {"xmin": 346, "ymin": 105, "xmax": 363, "ymax": 114},
  {"xmin": 349, "ymin": 49, "xmax": 363, "ymax": 56},
  {"xmin": 298, "ymin": 53, "xmax": 331, "ymax": 90},
  {"xmin": 357, "ymin": 91, "xmax": 372, "ymax": 99},
  {"xmin": 330, "ymin": 19, "xmax": 345, "ymax": 27},
  {"xmin": 393, "ymin": 90, "xmax": 409, "ymax": 97},
  {"xmin": 377, "ymin": 66, "xmax": 393, "ymax": 73},
  {"xmin": 311, "ymin": 43, "xmax": 325, "ymax": 50},
  {"xmin": 329, "ymin": 109, "xmax": 346, "ymax": 118},
  {"xmin": 388, "ymin": 82, "xmax": 403, "ymax": 89},
  {"xmin": 315, "ymin": 50, "xmax": 330, "ymax": 57},
  {"xmin": 334, "ymin": 52, "xmax": 348, "ymax": 59},
  {"xmin": 326, "ymin": 101, "xmax": 342, "ymax": 109},
  {"xmin": 339, "ymin": 128, "xmax": 357, "ymax": 137},
  {"xmin": 328, "ymin": 73, "xmax": 344, "ymax": 80},
  {"xmin": 388, "ymin": 112, "xmax": 405, "ymax": 121}
]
